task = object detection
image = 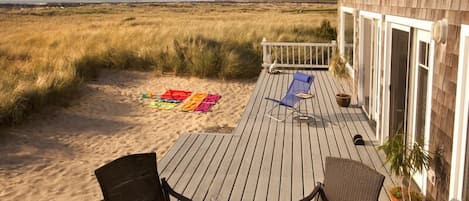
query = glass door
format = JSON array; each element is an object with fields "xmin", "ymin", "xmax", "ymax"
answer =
[
  {"xmin": 389, "ymin": 25, "xmax": 411, "ymax": 138},
  {"xmin": 360, "ymin": 18, "xmax": 378, "ymax": 119},
  {"xmin": 409, "ymin": 29, "xmax": 432, "ymax": 190}
]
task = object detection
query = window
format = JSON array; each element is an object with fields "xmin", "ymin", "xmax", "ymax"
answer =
[
  {"xmin": 407, "ymin": 30, "xmax": 432, "ymax": 190},
  {"xmin": 414, "ymin": 41, "xmax": 430, "ymax": 143}
]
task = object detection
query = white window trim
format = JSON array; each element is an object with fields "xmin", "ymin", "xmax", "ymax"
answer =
[
  {"xmin": 359, "ymin": 10, "xmax": 382, "ymax": 20},
  {"xmin": 449, "ymin": 24, "xmax": 469, "ymax": 201},
  {"xmin": 339, "ymin": 6, "xmax": 355, "ymax": 78},
  {"xmin": 358, "ymin": 11, "xmax": 383, "ymax": 141},
  {"xmin": 408, "ymin": 30, "xmax": 434, "ymax": 193},
  {"xmin": 339, "ymin": 6, "xmax": 354, "ymax": 55},
  {"xmin": 341, "ymin": 6, "xmax": 354, "ymax": 14},
  {"xmin": 386, "ymin": 15, "xmax": 433, "ymax": 31}
]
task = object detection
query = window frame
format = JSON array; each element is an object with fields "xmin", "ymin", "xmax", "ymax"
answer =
[
  {"xmin": 358, "ymin": 10, "xmax": 383, "ymax": 141},
  {"xmin": 449, "ymin": 24, "xmax": 469, "ymax": 201},
  {"xmin": 382, "ymin": 16, "xmax": 435, "ymax": 194},
  {"xmin": 339, "ymin": 6, "xmax": 355, "ymax": 78}
]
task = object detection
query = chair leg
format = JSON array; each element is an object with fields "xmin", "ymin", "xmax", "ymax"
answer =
[
  {"xmin": 265, "ymin": 105, "xmax": 297, "ymax": 122},
  {"xmin": 265, "ymin": 104, "xmax": 284, "ymax": 121},
  {"xmin": 284, "ymin": 107, "xmax": 297, "ymax": 120}
]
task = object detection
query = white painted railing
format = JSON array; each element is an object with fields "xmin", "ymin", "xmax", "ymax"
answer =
[{"xmin": 261, "ymin": 37, "xmax": 337, "ymax": 69}]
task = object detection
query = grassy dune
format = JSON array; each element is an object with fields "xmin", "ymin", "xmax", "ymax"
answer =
[{"xmin": 0, "ymin": 3, "xmax": 337, "ymax": 124}]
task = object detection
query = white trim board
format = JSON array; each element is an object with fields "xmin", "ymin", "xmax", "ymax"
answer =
[
  {"xmin": 341, "ymin": 6, "xmax": 354, "ymax": 14},
  {"xmin": 339, "ymin": 6, "xmax": 355, "ymax": 77},
  {"xmin": 385, "ymin": 15, "xmax": 433, "ymax": 31},
  {"xmin": 359, "ymin": 10, "xmax": 382, "ymax": 20},
  {"xmin": 449, "ymin": 24, "xmax": 469, "ymax": 201}
]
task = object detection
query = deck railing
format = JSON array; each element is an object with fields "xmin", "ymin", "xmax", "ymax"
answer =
[{"xmin": 261, "ymin": 37, "xmax": 337, "ymax": 69}]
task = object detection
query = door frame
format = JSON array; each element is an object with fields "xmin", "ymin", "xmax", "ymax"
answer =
[
  {"xmin": 382, "ymin": 16, "xmax": 433, "ymax": 143},
  {"xmin": 339, "ymin": 6, "xmax": 355, "ymax": 56},
  {"xmin": 449, "ymin": 24, "xmax": 469, "ymax": 201},
  {"xmin": 382, "ymin": 22, "xmax": 411, "ymax": 145},
  {"xmin": 382, "ymin": 15, "xmax": 434, "ymax": 194},
  {"xmin": 339, "ymin": 6, "xmax": 355, "ymax": 77},
  {"xmin": 358, "ymin": 10, "xmax": 382, "ymax": 140}
]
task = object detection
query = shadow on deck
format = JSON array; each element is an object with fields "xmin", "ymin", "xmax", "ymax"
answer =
[{"xmin": 158, "ymin": 70, "xmax": 396, "ymax": 201}]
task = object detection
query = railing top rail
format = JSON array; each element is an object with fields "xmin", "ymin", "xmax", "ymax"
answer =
[{"xmin": 261, "ymin": 41, "xmax": 336, "ymax": 47}]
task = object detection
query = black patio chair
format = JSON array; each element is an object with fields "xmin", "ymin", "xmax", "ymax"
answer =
[
  {"xmin": 300, "ymin": 157, "xmax": 385, "ymax": 201},
  {"xmin": 95, "ymin": 152, "xmax": 191, "ymax": 201}
]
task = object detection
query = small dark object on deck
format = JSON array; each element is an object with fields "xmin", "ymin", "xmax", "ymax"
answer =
[
  {"xmin": 300, "ymin": 157, "xmax": 385, "ymax": 201},
  {"xmin": 94, "ymin": 152, "xmax": 191, "ymax": 201},
  {"xmin": 353, "ymin": 134, "xmax": 365, "ymax": 145}
]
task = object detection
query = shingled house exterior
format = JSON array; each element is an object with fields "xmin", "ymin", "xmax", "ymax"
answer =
[{"xmin": 337, "ymin": 1, "xmax": 469, "ymax": 201}]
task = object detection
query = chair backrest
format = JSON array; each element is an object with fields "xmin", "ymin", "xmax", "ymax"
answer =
[
  {"xmin": 95, "ymin": 153, "xmax": 167, "ymax": 201},
  {"xmin": 280, "ymin": 72, "xmax": 314, "ymax": 107},
  {"xmin": 323, "ymin": 157, "xmax": 385, "ymax": 201}
]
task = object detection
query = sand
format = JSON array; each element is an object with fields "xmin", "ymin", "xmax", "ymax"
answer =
[{"xmin": 0, "ymin": 70, "xmax": 256, "ymax": 201}]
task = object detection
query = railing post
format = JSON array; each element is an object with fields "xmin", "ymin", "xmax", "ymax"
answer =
[{"xmin": 262, "ymin": 37, "xmax": 270, "ymax": 70}]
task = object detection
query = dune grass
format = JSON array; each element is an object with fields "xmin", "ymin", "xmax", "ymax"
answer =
[{"xmin": 0, "ymin": 3, "xmax": 337, "ymax": 125}]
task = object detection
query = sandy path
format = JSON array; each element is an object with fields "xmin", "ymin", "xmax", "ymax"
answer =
[{"xmin": 0, "ymin": 70, "xmax": 255, "ymax": 201}]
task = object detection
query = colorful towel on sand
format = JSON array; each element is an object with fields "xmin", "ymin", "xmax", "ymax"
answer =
[
  {"xmin": 179, "ymin": 93, "xmax": 208, "ymax": 112},
  {"xmin": 160, "ymin": 90, "xmax": 192, "ymax": 101},
  {"xmin": 194, "ymin": 94, "xmax": 222, "ymax": 112},
  {"xmin": 155, "ymin": 98, "xmax": 182, "ymax": 103},
  {"xmin": 148, "ymin": 101, "xmax": 179, "ymax": 110}
]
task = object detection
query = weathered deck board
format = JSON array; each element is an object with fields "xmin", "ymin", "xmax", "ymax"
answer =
[
  {"xmin": 298, "ymin": 92, "xmax": 315, "ymax": 196},
  {"xmin": 321, "ymin": 70, "xmax": 397, "ymax": 184},
  {"xmin": 159, "ymin": 70, "xmax": 395, "ymax": 201},
  {"xmin": 203, "ymin": 137, "xmax": 240, "ymax": 201},
  {"xmin": 279, "ymin": 72, "xmax": 293, "ymax": 201},
  {"xmin": 216, "ymin": 70, "xmax": 274, "ymax": 201},
  {"xmin": 266, "ymin": 72, "xmax": 287, "ymax": 201},
  {"xmin": 184, "ymin": 135, "xmax": 229, "ymax": 199},
  {"xmin": 228, "ymin": 70, "xmax": 275, "ymax": 201},
  {"xmin": 160, "ymin": 134, "xmax": 199, "ymax": 177},
  {"xmin": 318, "ymin": 71, "xmax": 391, "ymax": 201},
  {"xmin": 242, "ymin": 71, "xmax": 280, "ymax": 201},
  {"xmin": 158, "ymin": 134, "xmax": 189, "ymax": 168}
]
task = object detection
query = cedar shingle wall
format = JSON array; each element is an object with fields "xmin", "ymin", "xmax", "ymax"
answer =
[{"xmin": 340, "ymin": 0, "xmax": 469, "ymax": 200}]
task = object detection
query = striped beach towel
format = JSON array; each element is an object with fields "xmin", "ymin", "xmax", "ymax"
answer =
[
  {"xmin": 179, "ymin": 93, "xmax": 208, "ymax": 112},
  {"xmin": 148, "ymin": 101, "xmax": 179, "ymax": 110},
  {"xmin": 194, "ymin": 94, "xmax": 222, "ymax": 112}
]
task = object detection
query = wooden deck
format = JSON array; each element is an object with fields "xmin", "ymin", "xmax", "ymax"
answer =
[{"xmin": 158, "ymin": 70, "xmax": 396, "ymax": 201}]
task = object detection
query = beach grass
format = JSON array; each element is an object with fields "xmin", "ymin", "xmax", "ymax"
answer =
[{"xmin": 0, "ymin": 3, "xmax": 337, "ymax": 124}]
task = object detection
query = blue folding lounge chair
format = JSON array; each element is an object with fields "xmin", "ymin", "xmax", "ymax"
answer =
[{"xmin": 265, "ymin": 72, "xmax": 314, "ymax": 122}]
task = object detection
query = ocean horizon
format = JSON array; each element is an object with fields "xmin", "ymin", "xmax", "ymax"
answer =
[
  {"xmin": 0, "ymin": 0, "xmax": 220, "ymax": 4},
  {"xmin": 0, "ymin": 0, "xmax": 335, "ymax": 5}
]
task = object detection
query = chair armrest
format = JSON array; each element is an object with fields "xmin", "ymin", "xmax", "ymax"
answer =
[
  {"xmin": 161, "ymin": 178, "xmax": 192, "ymax": 201},
  {"xmin": 299, "ymin": 182, "xmax": 327, "ymax": 201}
]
